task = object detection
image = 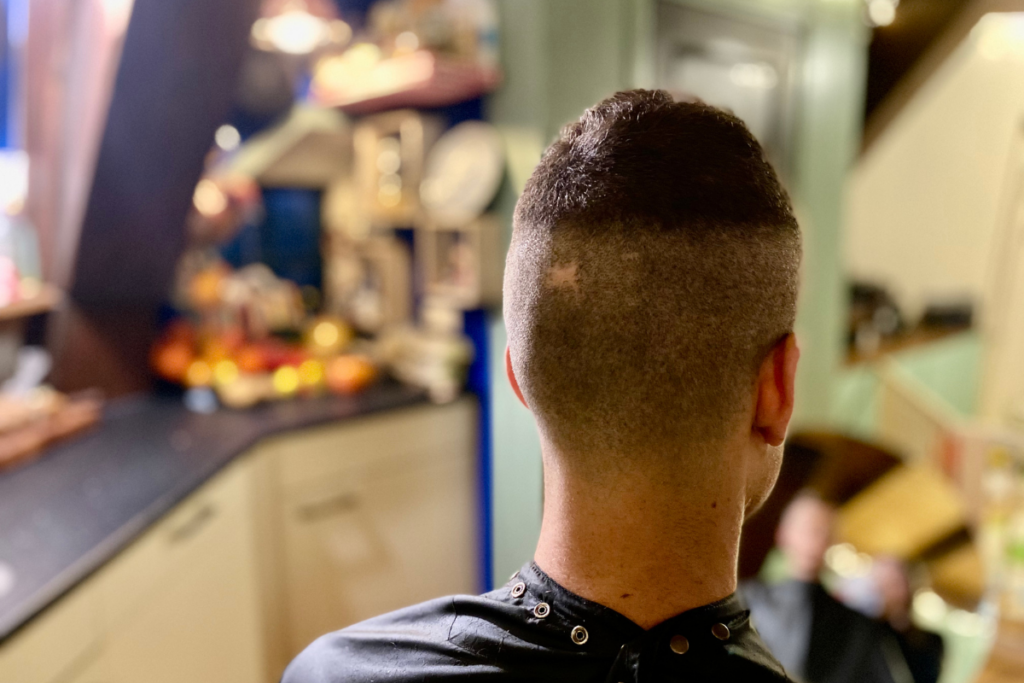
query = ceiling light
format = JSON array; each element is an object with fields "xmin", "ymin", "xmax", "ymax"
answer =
[
  {"xmin": 258, "ymin": 10, "xmax": 329, "ymax": 54},
  {"xmin": 215, "ymin": 125, "xmax": 242, "ymax": 151},
  {"xmin": 867, "ymin": 0, "xmax": 897, "ymax": 27},
  {"xmin": 251, "ymin": 0, "xmax": 349, "ymax": 55},
  {"xmin": 975, "ymin": 14, "xmax": 1024, "ymax": 61}
]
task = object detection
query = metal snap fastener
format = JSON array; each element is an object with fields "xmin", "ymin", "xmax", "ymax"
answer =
[
  {"xmin": 533, "ymin": 602, "xmax": 551, "ymax": 618},
  {"xmin": 712, "ymin": 623, "xmax": 731, "ymax": 641},
  {"xmin": 570, "ymin": 625, "xmax": 589, "ymax": 645},
  {"xmin": 510, "ymin": 581, "xmax": 526, "ymax": 598},
  {"xmin": 669, "ymin": 634, "xmax": 689, "ymax": 655}
]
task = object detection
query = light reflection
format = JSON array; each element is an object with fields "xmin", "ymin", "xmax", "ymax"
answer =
[{"xmin": 215, "ymin": 125, "xmax": 241, "ymax": 152}]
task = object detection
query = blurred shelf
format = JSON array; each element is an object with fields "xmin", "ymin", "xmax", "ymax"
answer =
[
  {"xmin": 0, "ymin": 284, "xmax": 61, "ymax": 323},
  {"xmin": 845, "ymin": 324, "xmax": 972, "ymax": 366},
  {"xmin": 313, "ymin": 51, "xmax": 501, "ymax": 115}
]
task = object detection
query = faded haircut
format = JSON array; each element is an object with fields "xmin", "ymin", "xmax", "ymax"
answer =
[{"xmin": 504, "ymin": 89, "xmax": 801, "ymax": 463}]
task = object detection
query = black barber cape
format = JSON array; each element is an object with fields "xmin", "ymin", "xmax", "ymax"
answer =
[{"xmin": 283, "ymin": 562, "xmax": 793, "ymax": 682}]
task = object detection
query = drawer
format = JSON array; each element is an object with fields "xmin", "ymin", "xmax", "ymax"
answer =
[
  {"xmin": 272, "ymin": 398, "xmax": 477, "ymax": 491},
  {"xmin": 280, "ymin": 451, "xmax": 478, "ymax": 653},
  {"xmin": 93, "ymin": 458, "xmax": 253, "ymax": 631}
]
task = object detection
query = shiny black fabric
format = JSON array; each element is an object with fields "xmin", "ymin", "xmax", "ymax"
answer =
[{"xmin": 283, "ymin": 562, "xmax": 793, "ymax": 682}]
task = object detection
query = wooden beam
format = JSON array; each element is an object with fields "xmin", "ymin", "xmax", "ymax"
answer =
[
  {"xmin": 70, "ymin": 0, "xmax": 259, "ymax": 305},
  {"xmin": 863, "ymin": 0, "xmax": 1024, "ymax": 153},
  {"xmin": 49, "ymin": 0, "xmax": 258, "ymax": 394}
]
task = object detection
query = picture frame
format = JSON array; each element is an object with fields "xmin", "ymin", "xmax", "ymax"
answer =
[
  {"xmin": 418, "ymin": 214, "xmax": 502, "ymax": 309},
  {"xmin": 324, "ymin": 234, "xmax": 412, "ymax": 333},
  {"xmin": 353, "ymin": 109, "xmax": 440, "ymax": 228}
]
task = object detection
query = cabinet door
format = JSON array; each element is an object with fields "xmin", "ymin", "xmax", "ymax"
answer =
[
  {"xmin": 280, "ymin": 401, "xmax": 478, "ymax": 656},
  {"xmin": 102, "ymin": 461, "xmax": 266, "ymax": 683},
  {"xmin": 0, "ymin": 583, "xmax": 102, "ymax": 683},
  {"xmin": 60, "ymin": 650, "xmax": 109, "ymax": 683}
]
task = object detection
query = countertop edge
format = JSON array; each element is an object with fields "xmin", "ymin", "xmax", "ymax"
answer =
[{"xmin": 0, "ymin": 386, "xmax": 431, "ymax": 645}]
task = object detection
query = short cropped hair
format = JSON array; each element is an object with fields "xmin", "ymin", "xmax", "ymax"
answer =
[{"xmin": 504, "ymin": 89, "xmax": 801, "ymax": 463}]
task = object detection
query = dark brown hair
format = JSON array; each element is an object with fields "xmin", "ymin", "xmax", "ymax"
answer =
[{"xmin": 505, "ymin": 89, "xmax": 801, "ymax": 463}]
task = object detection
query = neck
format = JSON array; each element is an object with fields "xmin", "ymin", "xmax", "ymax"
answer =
[{"xmin": 533, "ymin": 447, "xmax": 745, "ymax": 630}]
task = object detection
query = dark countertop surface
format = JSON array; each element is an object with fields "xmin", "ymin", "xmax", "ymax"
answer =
[{"xmin": 0, "ymin": 382, "xmax": 427, "ymax": 644}]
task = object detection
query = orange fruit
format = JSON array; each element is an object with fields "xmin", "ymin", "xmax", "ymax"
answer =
[
  {"xmin": 165, "ymin": 319, "xmax": 197, "ymax": 344},
  {"xmin": 188, "ymin": 265, "xmax": 227, "ymax": 310},
  {"xmin": 201, "ymin": 337, "xmax": 232, "ymax": 363},
  {"xmin": 152, "ymin": 340, "xmax": 194, "ymax": 383},
  {"xmin": 325, "ymin": 355, "xmax": 377, "ymax": 395},
  {"xmin": 185, "ymin": 359, "xmax": 213, "ymax": 387},
  {"xmin": 235, "ymin": 345, "xmax": 269, "ymax": 374}
]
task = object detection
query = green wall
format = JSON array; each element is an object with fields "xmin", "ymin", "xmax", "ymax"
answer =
[
  {"xmin": 831, "ymin": 331, "xmax": 983, "ymax": 439},
  {"xmin": 487, "ymin": 0, "xmax": 644, "ymax": 587},
  {"xmin": 788, "ymin": 1, "xmax": 869, "ymax": 429},
  {"xmin": 486, "ymin": 0, "xmax": 870, "ymax": 587}
]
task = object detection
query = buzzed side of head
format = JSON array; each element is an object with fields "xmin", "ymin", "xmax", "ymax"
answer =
[{"xmin": 505, "ymin": 89, "xmax": 801, "ymax": 466}]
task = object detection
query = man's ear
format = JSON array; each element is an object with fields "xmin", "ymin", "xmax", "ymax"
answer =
[
  {"xmin": 754, "ymin": 334, "xmax": 799, "ymax": 446},
  {"xmin": 506, "ymin": 346, "xmax": 529, "ymax": 409}
]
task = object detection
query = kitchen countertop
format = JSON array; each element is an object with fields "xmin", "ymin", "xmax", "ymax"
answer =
[{"xmin": 0, "ymin": 382, "xmax": 428, "ymax": 644}]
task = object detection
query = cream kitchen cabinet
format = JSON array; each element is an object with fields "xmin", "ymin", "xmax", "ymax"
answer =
[
  {"xmin": 264, "ymin": 398, "xmax": 479, "ymax": 660},
  {"xmin": 97, "ymin": 459, "xmax": 266, "ymax": 683},
  {"xmin": 60, "ymin": 652, "xmax": 108, "ymax": 683},
  {"xmin": 0, "ymin": 459, "xmax": 265, "ymax": 683},
  {"xmin": 0, "ymin": 581, "xmax": 103, "ymax": 683},
  {"xmin": 0, "ymin": 398, "xmax": 480, "ymax": 683}
]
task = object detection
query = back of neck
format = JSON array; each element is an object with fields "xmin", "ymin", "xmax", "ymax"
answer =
[{"xmin": 533, "ymin": 455, "xmax": 744, "ymax": 630}]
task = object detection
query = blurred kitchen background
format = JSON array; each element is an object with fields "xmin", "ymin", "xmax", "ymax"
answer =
[{"xmin": 1, "ymin": 1, "xmax": 1024, "ymax": 682}]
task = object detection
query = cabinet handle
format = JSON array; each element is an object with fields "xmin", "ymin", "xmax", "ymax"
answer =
[
  {"xmin": 168, "ymin": 503, "xmax": 217, "ymax": 544},
  {"xmin": 296, "ymin": 492, "xmax": 360, "ymax": 522}
]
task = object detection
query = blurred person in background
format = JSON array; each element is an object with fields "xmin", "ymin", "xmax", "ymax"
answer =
[
  {"xmin": 284, "ymin": 89, "xmax": 803, "ymax": 682},
  {"xmin": 743, "ymin": 493, "xmax": 898, "ymax": 683},
  {"xmin": 839, "ymin": 557, "xmax": 944, "ymax": 683}
]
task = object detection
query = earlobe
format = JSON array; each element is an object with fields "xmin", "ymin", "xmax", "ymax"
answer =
[
  {"xmin": 505, "ymin": 346, "xmax": 530, "ymax": 410},
  {"xmin": 754, "ymin": 334, "xmax": 799, "ymax": 446}
]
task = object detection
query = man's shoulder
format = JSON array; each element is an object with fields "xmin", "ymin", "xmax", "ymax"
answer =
[
  {"xmin": 281, "ymin": 590, "xmax": 544, "ymax": 683},
  {"xmin": 283, "ymin": 581, "xmax": 796, "ymax": 683},
  {"xmin": 282, "ymin": 595, "xmax": 475, "ymax": 683}
]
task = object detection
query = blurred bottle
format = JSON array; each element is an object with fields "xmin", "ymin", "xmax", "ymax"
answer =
[
  {"xmin": 0, "ymin": 150, "xmax": 39, "ymax": 305},
  {"xmin": 9, "ymin": 210, "xmax": 41, "ymax": 293},
  {"xmin": 1005, "ymin": 493, "xmax": 1024, "ymax": 621},
  {"xmin": 980, "ymin": 443, "xmax": 1024, "ymax": 622},
  {"xmin": 378, "ymin": 297, "xmax": 474, "ymax": 403},
  {"xmin": 0, "ymin": 218, "xmax": 19, "ymax": 307}
]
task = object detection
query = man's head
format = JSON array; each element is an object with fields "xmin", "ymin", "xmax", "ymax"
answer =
[
  {"xmin": 776, "ymin": 493, "xmax": 835, "ymax": 582},
  {"xmin": 504, "ymin": 90, "xmax": 801, "ymax": 507},
  {"xmin": 870, "ymin": 556, "xmax": 912, "ymax": 624}
]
